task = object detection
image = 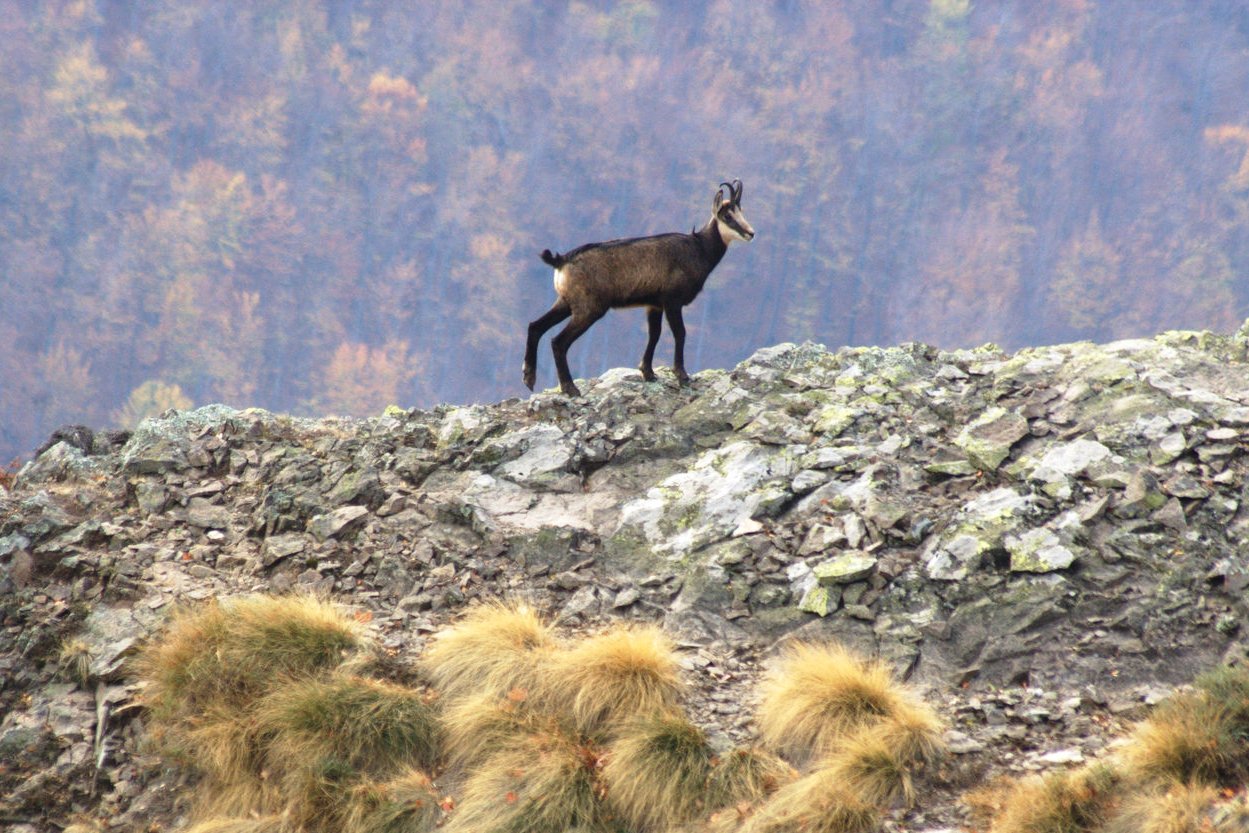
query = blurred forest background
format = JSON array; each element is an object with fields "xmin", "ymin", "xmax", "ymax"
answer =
[{"xmin": 4, "ymin": 0, "xmax": 1249, "ymax": 464}]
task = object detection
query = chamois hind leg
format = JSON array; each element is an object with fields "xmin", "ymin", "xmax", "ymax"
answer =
[
  {"xmin": 639, "ymin": 306, "xmax": 662, "ymax": 382},
  {"xmin": 523, "ymin": 299, "xmax": 571, "ymax": 391},
  {"xmin": 664, "ymin": 303, "xmax": 691, "ymax": 386},
  {"xmin": 550, "ymin": 310, "xmax": 604, "ymax": 397}
]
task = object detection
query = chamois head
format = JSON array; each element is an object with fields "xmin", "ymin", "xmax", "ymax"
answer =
[{"xmin": 713, "ymin": 179, "xmax": 755, "ymax": 243}]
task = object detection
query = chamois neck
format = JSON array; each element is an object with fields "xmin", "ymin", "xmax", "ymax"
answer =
[{"xmin": 696, "ymin": 218, "xmax": 729, "ymax": 266}]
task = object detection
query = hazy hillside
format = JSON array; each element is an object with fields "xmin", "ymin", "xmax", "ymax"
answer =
[{"xmin": 4, "ymin": 1, "xmax": 1249, "ymax": 463}]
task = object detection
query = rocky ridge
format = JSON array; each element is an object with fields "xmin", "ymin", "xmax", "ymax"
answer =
[{"xmin": 4, "ymin": 326, "xmax": 1249, "ymax": 831}]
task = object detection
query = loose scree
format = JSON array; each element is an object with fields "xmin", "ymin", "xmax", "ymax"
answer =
[{"xmin": 524, "ymin": 179, "xmax": 756, "ymax": 397}]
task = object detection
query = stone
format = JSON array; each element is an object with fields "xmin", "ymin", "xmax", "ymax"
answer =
[
  {"xmin": 617, "ymin": 441, "xmax": 794, "ymax": 556},
  {"xmin": 955, "ymin": 407, "xmax": 1029, "ymax": 471},
  {"xmin": 924, "ymin": 488, "xmax": 1034, "ymax": 580},
  {"xmin": 812, "ymin": 552, "xmax": 878, "ymax": 585},
  {"xmin": 798, "ymin": 583, "xmax": 840, "ymax": 617},
  {"xmin": 185, "ymin": 498, "xmax": 230, "ymax": 529},
  {"xmin": 1006, "ymin": 528, "xmax": 1077, "ymax": 573},
  {"xmin": 790, "ymin": 469, "xmax": 828, "ymax": 495},
  {"xmin": 1151, "ymin": 497, "xmax": 1188, "ymax": 531},
  {"xmin": 810, "ymin": 404, "xmax": 859, "ymax": 436},
  {"xmin": 1161, "ymin": 473, "xmax": 1209, "ymax": 500},
  {"xmin": 1029, "ymin": 438, "xmax": 1113, "ymax": 479},
  {"xmin": 612, "ymin": 587, "xmax": 640, "ymax": 608},
  {"xmin": 261, "ymin": 533, "xmax": 307, "ymax": 565},
  {"xmin": 494, "ymin": 424, "xmax": 575, "ymax": 484},
  {"xmin": 307, "ymin": 505, "xmax": 369, "ymax": 541},
  {"xmin": 1117, "ymin": 469, "xmax": 1168, "ymax": 516},
  {"xmin": 1035, "ymin": 748, "xmax": 1085, "ymax": 765},
  {"xmin": 1151, "ymin": 431, "xmax": 1188, "ymax": 465}
]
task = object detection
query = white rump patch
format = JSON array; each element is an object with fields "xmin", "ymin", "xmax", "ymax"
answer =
[{"xmin": 553, "ymin": 267, "xmax": 568, "ymax": 294}]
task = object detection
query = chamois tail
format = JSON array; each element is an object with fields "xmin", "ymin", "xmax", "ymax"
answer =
[{"xmin": 540, "ymin": 249, "xmax": 565, "ymax": 268}]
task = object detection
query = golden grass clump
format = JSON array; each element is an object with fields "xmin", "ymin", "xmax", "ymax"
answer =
[
  {"xmin": 1103, "ymin": 783, "xmax": 1220, "ymax": 833},
  {"xmin": 185, "ymin": 779, "xmax": 287, "ymax": 827},
  {"xmin": 1194, "ymin": 664, "xmax": 1249, "ymax": 724},
  {"xmin": 441, "ymin": 689, "xmax": 551, "ymax": 774},
  {"xmin": 738, "ymin": 768, "xmax": 880, "ymax": 833},
  {"xmin": 538, "ymin": 623, "xmax": 684, "ymax": 739},
  {"xmin": 138, "ymin": 594, "xmax": 369, "ymax": 719},
  {"xmin": 180, "ymin": 818, "xmax": 291, "ymax": 833},
  {"xmin": 341, "ymin": 769, "xmax": 445, "ymax": 833},
  {"xmin": 987, "ymin": 763, "xmax": 1121, "ymax": 833},
  {"xmin": 443, "ymin": 728, "xmax": 606, "ymax": 833},
  {"xmin": 601, "ymin": 712, "xmax": 716, "ymax": 831},
  {"xmin": 706, "ymin": 747, "xmax": 798, "ymax": 812},
  {"xmin": 707, "ymin": 803, "xmax": 758, "ymax": 833},
  {"xmin": 755, "ymin": 642, "xmax": 929, "ymax": 767},
  {"xmin": 58, "ymin": 638, "xmax": 94, "ymax": 687},
  {"xmin": 823, "ymin": 703, "xmax": 946, "ymax": 808},
  {"xmin": 257, "ymin": 673, "xmax": 442, "ymax": 779},
  {"xmin": 180, "ymin": 702, "xmax": 272, "ymax": 783},
  {"xmin": 1121, "ymin": 689, "xmax": 1245, "ymax": 788},
  {"xmin": 824, "ymin": 729, "xmax": 916, "ymax": 808},
  {"xmin": 421, "ymin": 599, "xmax": 558, "ymax": 703}
]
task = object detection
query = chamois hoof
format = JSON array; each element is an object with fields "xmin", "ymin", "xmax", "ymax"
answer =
[
  {"xmin": 522, "ymin": 365, "xmax": 536, "ymax": 391},
  {"xmin": 674, "ymin": 370, "xmax": 692, "ymax": 387},
  {"xmin": 639, "ymin": 366, "xmax": 657, "ymax": 382},
  {"xmin": 560, "ymin": 381, "xmax": 583, "ymax": 397}
]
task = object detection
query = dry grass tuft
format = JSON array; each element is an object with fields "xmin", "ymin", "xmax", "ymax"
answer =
[
  {"xmin": 824, "ymin": 729, "xmax": 915, "ymax": 808},
  {"xmin": 187, "ymin": 779, "xmax": 287, "ymax": 826},
  {"xmin": 58, "ymin": 638, "xmax": 94, "ymax": 687},
  {"xmin": 706, "ymin": 747, "xmax": 798, "ymax": 812},
  {"xmin": 755, "ymin": 642, "xmax": 929, "ymax": 768},
  {"xmin": 1122, "ymin": 690, "xmax": 1245, "ymax": 788},
  {"xmin": 707, "ymin": 803, "xmax": 758, "ymax": 833},
  {"xmin": 181, "ymin": 817, "xmax": 291, "ymax": 833},
  {"xmin": 988, "ymin": 763, "xmax": 1121, "ymax": 833},
  {"xmin": 138, "ymin": 594, "xmax": 369, "ymax": 720},
  {"xmin": 258, "ymin": 673, "xmax": 442, "ymax": 778},
  {"xmin": 738, "ymin": 768, "xmax": 880, "ymax": 833},
  {"xmin": 823, "ymin": 705, "xmax": 946, "ymax": 808},
  {"xmin": 421, "ymin": 599, "xmax": 558, "ymax": 703},
  {"xmin": 341, "ymin": 768, "xmax": 445, "ymax": 833},
  {"xmin": 538, "ymin": 623, "xmax": 684, "ymax": 739},
  {"xmin": 874, "ymin": 698, "xmax": 946, "ymax": 767},
  {"xmin": 180, "ymin": 703, "xmax": 271, "ymax": 783},
  {"xmin": 1194, "ymin": 664, "xmax": 1249, "ymax": 724},
  {"xmin": 443, "ymin": 728, "xmax": 607, "ymax": 833},
  {"xmin": 441, "ymin": 689, "xmax": 551, "ymax": 774},
  {"xmin": 1104, "ymin": 783, "xmax": 1220, "ymax": 833},
  {"xmin": 601, "ymin": 711, "xmax": 715, "ymax": 831}
]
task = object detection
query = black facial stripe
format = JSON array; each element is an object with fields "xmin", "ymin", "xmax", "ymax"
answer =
[{"xmin": 722, "ymin": 211, "xmax": 748, "ymax": 235}]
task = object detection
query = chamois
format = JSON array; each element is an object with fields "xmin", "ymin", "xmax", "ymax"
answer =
[{"xmin": 523, "ymin": 179, "xmax": 755, "ymax": 397}]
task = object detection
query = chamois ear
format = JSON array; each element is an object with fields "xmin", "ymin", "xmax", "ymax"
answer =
[{"xmin": 712, "ymin": 187, "xmax": 726, "ymax": 212}]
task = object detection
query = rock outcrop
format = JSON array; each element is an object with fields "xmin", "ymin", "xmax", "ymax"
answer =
[{"xmin": 4, "ymin": 326, "xmax": 1249, "ymax": 831}]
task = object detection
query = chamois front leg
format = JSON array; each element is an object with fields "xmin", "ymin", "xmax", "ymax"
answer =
[
  {"xmin": 550, "ymin": 310, "xmax": 604, "ymax": 397},
  {"xmin": 639, "ymin": 306, "xmax": 662, "ymax": 382},
  {"xmin": 523, "ymin": 300, "xmax": 571, "ymax": 391},
  {"xmin": 664, "ymin": 303, "xmax": 691, "ymax": 386}
]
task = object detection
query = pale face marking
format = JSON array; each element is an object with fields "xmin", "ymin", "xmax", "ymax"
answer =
[{"xmin": 717, "ymin": 204, "xmax": 756, "ymax": 244}]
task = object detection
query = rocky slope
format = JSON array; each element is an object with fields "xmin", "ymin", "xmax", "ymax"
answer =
[{"xmin": 4, "ymin": 326, "xmax": 1249, "ymax": 832}]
